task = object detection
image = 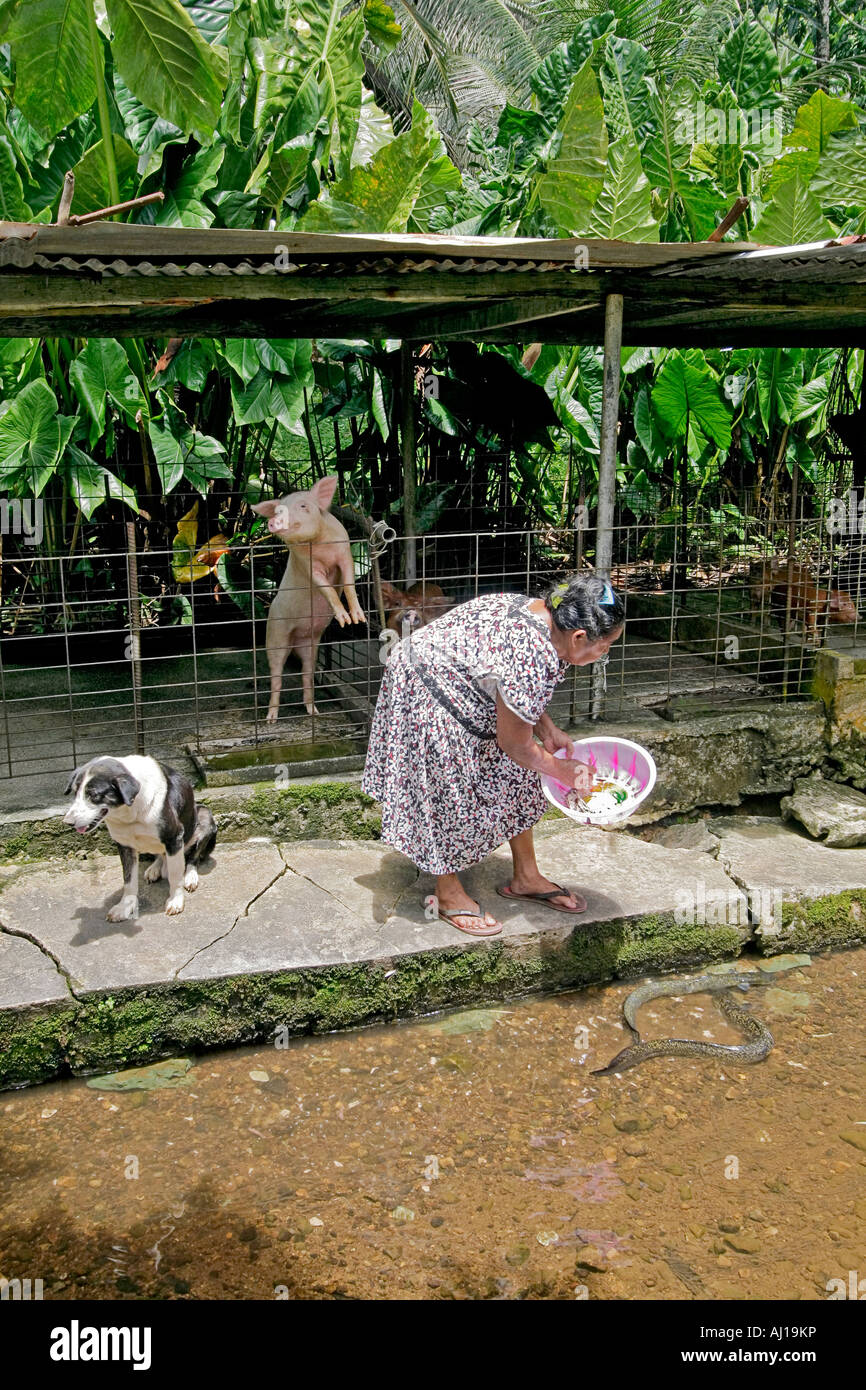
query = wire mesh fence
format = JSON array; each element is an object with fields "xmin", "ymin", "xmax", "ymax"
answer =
[{"xmin": 2, "ymin": 477, "xmax": 865, "ymax": 799}]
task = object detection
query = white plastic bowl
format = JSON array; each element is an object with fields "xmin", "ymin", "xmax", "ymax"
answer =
[{"xmin": 541, "ymin": 737, "xmax": 657, "ymax": 826}]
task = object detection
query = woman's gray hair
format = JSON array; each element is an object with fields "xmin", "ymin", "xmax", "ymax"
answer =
[{"xmin": 543, "ymin": 572, "xmax": 625, "ymax": 639}]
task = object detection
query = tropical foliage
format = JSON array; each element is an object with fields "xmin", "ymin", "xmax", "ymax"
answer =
[{"xmin": 0, "ymin": 0, "xmax": 864, "ymax": 630}]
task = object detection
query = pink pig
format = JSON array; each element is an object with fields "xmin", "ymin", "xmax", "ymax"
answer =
[{"xmin": 251, "ymin": 476, "xmax": 366, "ymax": 721}]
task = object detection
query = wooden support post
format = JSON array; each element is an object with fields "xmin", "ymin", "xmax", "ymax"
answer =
[
  {"xmin": 590, "ymin": 293, "xmax": 623, "ymax": 720},
  {"xmin": 400, "ymin": 342, "xmax": 417, "ymax": 584}
]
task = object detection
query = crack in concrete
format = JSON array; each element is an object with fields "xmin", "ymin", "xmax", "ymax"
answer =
[
  {"xmin": 0, "ymin": 921, "xmax": 79, "ymax": 1000},
  {"xmin": 278, "ymin": 845, "xmax": 360, "ymax": 919},
  {"xmin": 277, "ymin": 844, "xmax": 418, "ymax": 926},
  {"xmin": 172, "ymin": 859, "xmax": 291, "ymax": 979}
]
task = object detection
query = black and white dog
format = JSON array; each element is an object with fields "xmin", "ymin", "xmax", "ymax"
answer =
[{"xmin": 63, "ymin": 756, "xmax": 216, "ymax": 921}]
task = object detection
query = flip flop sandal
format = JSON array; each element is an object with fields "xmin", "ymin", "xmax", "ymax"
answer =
[
  {"xmin": 437, "ymin": 902, "xmax": 503, "ymax": 937},
  {"xmin": 496, "ymin": 882, "xmax": 587, "ymax": 914}
]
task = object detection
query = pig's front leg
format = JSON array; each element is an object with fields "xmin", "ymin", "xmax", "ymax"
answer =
[
  {"xmin": 341, "ymin": 579, "xmax": 367, "ymax": 626},
  {"xmin": 312, "ymin": 573, "xmax": 352, "ymax": 627}
]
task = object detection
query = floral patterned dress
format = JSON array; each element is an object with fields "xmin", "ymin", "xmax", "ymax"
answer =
[{"xmin": 362, "ymin": 592, "xmax": 570, "ymax": 875}]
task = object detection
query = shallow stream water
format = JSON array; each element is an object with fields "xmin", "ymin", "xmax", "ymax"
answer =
[{"xmin": 1, "ymin": 947, "xmax": 864, "ymax": 1300}]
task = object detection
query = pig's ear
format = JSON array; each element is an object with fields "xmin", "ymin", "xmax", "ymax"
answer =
[
  {"xmin": 380, "ymin": 581, "xmax": 403, "ymax": 608},
  {"xmin": 251, "ymin": 499, "xmax": 279, "ymax": 518},
  {"xmin": 310, "ymin": 475, "xmax": 339, "ymax": 512}
]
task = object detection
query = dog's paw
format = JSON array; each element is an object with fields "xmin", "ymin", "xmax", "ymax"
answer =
[
  {"xmin": 107, "ymin": 896, "xmax": 138, "ymax": 922},
  {"xmin": 144, "ymin": 858, "xmax": 164, "ymax": 884},
  {"xmin": 183, "ymin": 866, "xmax": 199, "ymax": 893},
  {"xmin": 165, "ymin": 893, "xmax": 185, "ymax": 916}
]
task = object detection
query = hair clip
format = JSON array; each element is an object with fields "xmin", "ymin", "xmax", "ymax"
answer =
[
  {"xmin": 599, "ymin": 579, "xmax": 616, "ymax": 607},
  {"xmin": 550, "ymin": 582, "xmax": 569, "ymax": 610}
]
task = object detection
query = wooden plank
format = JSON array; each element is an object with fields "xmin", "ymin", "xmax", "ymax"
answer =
[
  {"xmin": 3, "ymin": 302, "xmax": 866, "ymax": 346},
  {"xmin": 0, "ymin": 220, "xmax": 757, "ymax": 266}
]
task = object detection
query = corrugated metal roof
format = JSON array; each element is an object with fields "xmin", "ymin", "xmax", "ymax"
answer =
[{"xmin": 1, "ymin": 223, "xmax": 864, "ymax": 347}]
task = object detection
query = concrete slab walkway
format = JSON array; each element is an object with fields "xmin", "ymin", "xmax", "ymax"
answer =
[{"xmin": 2, "ymin": 817, "xmax": 865, "ymax": 1088}]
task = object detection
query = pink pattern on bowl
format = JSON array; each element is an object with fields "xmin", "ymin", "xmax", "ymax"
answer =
[{"xmin": 541, "ymin": 737, "xmax": 657, "ymax": 826}]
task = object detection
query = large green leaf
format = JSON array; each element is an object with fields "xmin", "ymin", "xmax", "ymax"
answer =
[
  {"xmin": 533, "ymin": 58, "xmax": 607, "ymax": 236},
  {"xmin": 530, "ymin": 11, "xmax": 614, "ymax": 114},
  {"xmin": 148, "ymin": 416, "xmax": 185, "ymax": 492},
  {"xmin": 156, "ymin": 142, "xmax": 224, "ymax": 226},
  {"xmin": 247, "ymin": 136, "xmax": 310, "ymax": 210},
  {"xmin": 752, "ymin": 175, "xmax": 834, "ymax": 245},
  {"xmin": 352, "ymin": 87, "xmax": 394, "ymax": 168},
  {"xmin": 600, "ymin": 36, "xmax": 653, "ymax": 148},
  {"xmin": 363, "ymin": 0, "xmax": 400, "ymax": 52},
  {"xmin": 7, "ymin": 0, "xmax": 98, "ymax": 140},
  {"xmin": 63, "ymin": 443, "xmax": 140, "ymax": 518},
  {"xmin": 148, "ymin": 414, "xmax": 229, "ymax": 494},
  {"xmin": 178, "ymin": 0, "xmax": 232, "ymax": 45},
  {"xmin": 652, "ymin": 351, "xmax": 732, "ymax": 450},
  {"xmin": 756, "ymin": 349, "xmax": 802, "ymax": 432},
  {"xmin": 256, "ymin": 338, "xmax": 312, "ymax": 380},
  {"xmin": 22, "ymin": 112, "xmax": 96, "ymax": 213},
  {"xmin": 69, "ymin": 338, "xmax": 145, "ymax": 446},
  {"xmin": 67, "ymin": 135, "xmax": 138, "ymax": 214},
  {"xmin": 785, "ymin": 89, "xmax": 858, "ymax": 160},
  {"xmin": 587, "ymin": 136, "xmax": 657, "ymax": 242},
  {"xmin": 0, "ymin": 379, "xmax": 71, "ymax": 494},
  {"xmin": 114, "ymin": 72, "xmax": 183, "ymax": 159},
  {"xmin": 407, "ymin": 152, "xmax": 461, "ymax": 232},
  {"xmin": 221, "ymin": 339, "xmax": 262, "ymax": 385},
  {"xmin": 674, "ymin": 174, "xmax": 726, "ymax": 240},
  {"xmin": 0, "ymin": 0, "xmax": 22, "ymax": 39},
  {"xmin": 251, "ymin": 1, "xmax": 365, "ymax": 181},
  {"xmin": 0, "ymin": 129, "xmax": 31, "ymax": 220},
  {"xmin": 105, "ymin": 0, "xmax": 227, "ymax": 138},
  {"xmin": 717, "ymin": 20, "xmax": 780, "ymax": 115},
  {"xmin": 766, "ymin": 89, "xmax": 859, "ymax": 195},
  {"xmin": 690, "ymin": 84, "xmax": 744, "ymax": 196},
  {"xmin": 812, "ymin": 133, "xmax": 866, "ymax": 210},
  {"xmin": 642, "ymin": 80, "xmax": 693, "ymax": 201},
  {"xmin": 302, "ymin": 99, "xmax": 439, "ymax": 233},
  {"xmin": 227, "ymin": 355, "xmax": 310, "ymax": 433}
]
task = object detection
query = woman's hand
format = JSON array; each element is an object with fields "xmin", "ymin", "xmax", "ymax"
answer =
[
  {"xmin": 497, "ymin": 696, "xmax": 592, "ymax": 794},
  {"xmin": 542, "ymin": 725, "xmax": 574, "ymax": 757},
  {"xmin": 557, "ymin": 759, "xmax": 595, "ymax": 795},
  {"xmin": 534, "ymin": 712, "xmax": 574, "ymax": 757}
]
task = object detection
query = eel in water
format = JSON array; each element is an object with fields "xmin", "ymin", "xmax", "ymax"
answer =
[{"xmin": 592, "ymin": 972, "xmax": 774, "ymax": 1077}]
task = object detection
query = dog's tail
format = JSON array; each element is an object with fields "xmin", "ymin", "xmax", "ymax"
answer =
[{"xmin": 186, "ymin": 804, "xmax": 217, "ymax": 864}]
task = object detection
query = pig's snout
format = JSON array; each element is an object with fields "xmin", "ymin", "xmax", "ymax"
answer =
[{"xmin": 832, "ymin": 593, "xmax": 859, "ymax": 623}]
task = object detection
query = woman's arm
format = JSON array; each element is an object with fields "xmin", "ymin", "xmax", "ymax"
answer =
[
  {"xmin": 497, "ymin": 694, "xmax": 592, "ymax": 792},
  {"xmin": 533, "ymin": 710, "xmax": 574, "ymax": 755}
]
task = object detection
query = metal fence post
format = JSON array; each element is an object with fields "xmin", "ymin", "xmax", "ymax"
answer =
[
  {"xmin": 125, "ymin": 521, "xmax": 144, "ymax": 755},
  {"xmin": 591, "ymin": 292, "xmax": 624, "ymax": 720}
]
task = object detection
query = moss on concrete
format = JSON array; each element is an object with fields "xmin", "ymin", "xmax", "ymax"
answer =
[
  {"xmin": 761, "ymin": 890, "xmax": 866, "ymax": 955},
  {"xmin": 216, "ymin": 782, "xmax": 382, "ymax": 843},
  {"xmin": 0, "ymin": 781, "xmax": 382, "ymax": 865},
  {"xmin": 0, "ymin": 904, "xmax": 752, "ymax": 1090}
]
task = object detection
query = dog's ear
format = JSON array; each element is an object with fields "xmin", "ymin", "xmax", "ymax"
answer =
[
  {"xmin": 64, "ymin": 766, "xmax": 86, "ymax": 796},
  {"xmin": 115, "ymin": 773, "xmax": 141, "ymax": 806}
]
